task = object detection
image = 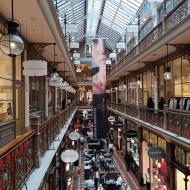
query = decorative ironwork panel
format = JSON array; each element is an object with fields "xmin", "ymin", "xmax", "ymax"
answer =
[
  {"xmin": 139, "ymin": 22, "xmax": 163, "ymax": 53},
  {"xmin": 0, "ymin": 135, "xmax": 34, "ymax": 190},
  {"xmin": 166, "ymin": 0, "xmax": 189, "ymax": 32}
]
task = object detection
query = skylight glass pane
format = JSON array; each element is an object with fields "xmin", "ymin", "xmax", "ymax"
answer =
[{"xmin": 86, "ymin": 0, "xmax": 103, "ymax": 37}]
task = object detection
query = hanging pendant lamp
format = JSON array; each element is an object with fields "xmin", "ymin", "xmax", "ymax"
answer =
[
  {"xmin": 0, "ymin": 0, "xmax": 24, "ymax": 57},
  {"xmin": 50, "ymin": 43, "xmax": 60, "ymax": 81},
  {"xmin": 164, "ymin": 44, "xmax": 172, "ymax": 80}
]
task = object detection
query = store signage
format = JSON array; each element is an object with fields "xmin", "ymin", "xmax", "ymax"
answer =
[
  {"xmin": 114, "ymin": 121, "xmax": 123, "ymax": 128},
  {"xmin": 148, "ymin": 146, "xmax": 164, "ymax": 159},
  {"xmin": 126, "ymin": 129, "xmax": 137, "ymax": 138},
  {"xmin": 108, "ymin": 116, "xmax": 115, "ymax": 122}
]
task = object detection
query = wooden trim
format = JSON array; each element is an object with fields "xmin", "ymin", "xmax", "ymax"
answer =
[{"xmin": 0, "ymin": 129, "xmax": 35, "ymax": 158}]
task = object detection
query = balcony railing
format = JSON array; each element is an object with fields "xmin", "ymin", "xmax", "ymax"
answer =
[
  {"xmin": 108, "ymin": 0, "xmax": 190, "ymax": 77},
  {"xmin": 107, "ymin": 102, "xmax": 190, "ymax": 139},
  {"xmin": 0, "ymin": 103, "xmax": 76, "ymax": 190}
]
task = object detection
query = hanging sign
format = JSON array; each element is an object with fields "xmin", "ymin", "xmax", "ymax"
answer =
[
  {"xmin": 114, "ymin": 121, "xmax": 123, "ymax": 128},
  {"xmin": 148, "ymin": 146, "xmax": 164, "ymax": 159},
  {"xmin": 108, "ymin": 116, "xmax": 115, "ymax": 122},
  {"xmin": 126, "ymin": 129, "xmax": 137, "ymax": 138}
]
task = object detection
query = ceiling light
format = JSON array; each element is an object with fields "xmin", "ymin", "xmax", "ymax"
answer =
[
  {"xmin": 50, "ymin": 43, "xmax": 59, "ymax": 81},
  {"xmin": 164, "ymin": 44, "xmax": 172, "ymax": 80},
  {"xmin": 0, "ymin": 21, "xmax": 24, "ymax": 57},
  {"xmin": 164, "ymin": 67, "xmax": 172, "ymax": 80}
]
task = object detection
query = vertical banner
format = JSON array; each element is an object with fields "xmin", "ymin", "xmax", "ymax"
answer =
[{"xmin": 92, "ymin": 38, "xmax": 107, "ymax": 139}]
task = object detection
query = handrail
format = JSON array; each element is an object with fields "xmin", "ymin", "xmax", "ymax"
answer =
[
  {"xmin": 107, "ymin": 101, "xmax": 190, "ymax": 138},
  {"xmin": 0, "ymin": 130, "xmax": 35, "ymax": 158},
  {"xmin": 0, "ymin": 103, "xmax": 76, "ymax": 190}
]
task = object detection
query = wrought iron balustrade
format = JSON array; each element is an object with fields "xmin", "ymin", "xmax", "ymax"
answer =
[
  {"xmin": 108, "ymin": 102, "xmax": 190, "ymax": 139},
  {"xmin": 140, "ymin": 107, "xmax": 164, "ymax": 128},
  {"xmin": 0, "ymin": 103, "xmax": 76, "ymax": 190},
  {"xmin": 165, "ymin": 0, "xmax": 189, "ymax": 32},
  {"xmin": 167, "ymin": 110, "xmax": 190, "ymax": 139},
  {"xmin": 139, "ymin": 22, "xmax": 163, "ymax": 53}
]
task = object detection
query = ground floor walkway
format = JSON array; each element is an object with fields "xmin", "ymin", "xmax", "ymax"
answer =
[{"xmin": 68, "ymin": 143, "xmax": 146, "ymax": 190}]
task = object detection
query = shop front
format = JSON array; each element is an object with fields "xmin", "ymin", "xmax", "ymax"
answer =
[
  {"xmin": 173, "ymin": 145, "xmax": 190, "ymax": 190},
  {"xmin": 125, "ymin": 120, "xmax": 139, "ymax": 178},
  {"xmin": 142, "ymin": 129, "xmax": 168, "ymax": 190}
]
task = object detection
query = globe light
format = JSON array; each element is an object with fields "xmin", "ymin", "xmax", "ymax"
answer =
[
  {"xmin": 0, "ymin": 21, "xmax": 24, "ymax": 57},
  {"xmin": 164, "ymin": 67, "xmax": 172, "ymax": 80},
  {"xmin": 50, "ymin": 72, "xmax": 59, "ymax": 81}
]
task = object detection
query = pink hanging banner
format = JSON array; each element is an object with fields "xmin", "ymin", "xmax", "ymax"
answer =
[{"xmin": 92, "ymin": 38, "xmax": 107, "ymax": 139}]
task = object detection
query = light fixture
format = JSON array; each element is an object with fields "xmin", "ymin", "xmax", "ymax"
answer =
[
  {"xmin": 0, "ymin": 0, "xmax": 24, "ymax": 57},
  {"xmin": 50, "ymin": 43, "xmax": 60, "ymax": 81},
  {"xmin": 164, "ymin": 44, "xmax": 172, "ymax": 80}
]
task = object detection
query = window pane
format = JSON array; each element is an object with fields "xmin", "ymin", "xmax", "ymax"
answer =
[
  {"xmin": 0, "ymin": 51, "xmax": 12, "ymax": 80},
  {"xmin": 182, "ymin": 58, "xmax": 189, "ymax": 83},
  {"xmin": 0, "ymin": 78, "xmax": 13, "ymax": 122},
  {"xmin": 172, "ymin": 58, "xmax": 181, "ymax": 84},
  {"xmin": 16, "ymin": 55, "xmax": 21, "ymax": 80}
]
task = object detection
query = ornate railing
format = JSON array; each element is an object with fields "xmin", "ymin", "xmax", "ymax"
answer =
[
  {"xmin": 167, "ymin": 110, "xmax": 190, "ymax": 139},
  {"xmin": 0, "ymin": 131, "xmax": 35, "ymax": 190},
  {"xmin": 108, "ymin": 102, "xmax": 138, "ymax": 118},
  {"xmin": 165, "ymin": 0, "xmax": 189, "ymax": 32},
  {"xmin": 108, "ymin": 0, "xmax": 190, "ymax": 78},
  {"xmin": 0, "ymin": 103, "xmax": 76, "ymax": 190},
  {"xmin": 107, "ymin": 102, "xmax": 190, "ymax": 139},
  {"xmin": 140, "ymin": 107, "xmax": 164, "ymax": 128},
  {"xmin": 139, "ymin": 22, "xmax": 163, "ymax": 53}
]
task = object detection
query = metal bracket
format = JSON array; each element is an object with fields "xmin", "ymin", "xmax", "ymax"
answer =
[{"xmin": 29, "ymin": 43, "xmax": 54, "ymax": 54}]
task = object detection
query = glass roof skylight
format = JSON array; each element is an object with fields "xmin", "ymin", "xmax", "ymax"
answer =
[
  {"xmin": 86, "ymin": 0, "xmax": 103, "ymax": 37},
  {"xmin": 53, "ymin": 0, "xmax": 143, "ymax": 50}
]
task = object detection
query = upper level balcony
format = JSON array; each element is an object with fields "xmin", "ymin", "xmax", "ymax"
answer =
[
  {"xmin": 107, "ymin": 101, "xmax": 190, "ymax": 147},
  {"xmin": 107, "ymin": 0, "xmax": 190, "ymax": 81}
]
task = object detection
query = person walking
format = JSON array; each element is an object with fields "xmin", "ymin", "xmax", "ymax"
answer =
[
  {"xmin": 108, "ymin": 142, "xmax": 114, "ymax": 155},
  {"xmin": 94, "ymin": 169, "xmax": 100, "ymax": 190},
  {"xmin": 145, "ymin": 168, "xmax": 151, "ymax": 190}
]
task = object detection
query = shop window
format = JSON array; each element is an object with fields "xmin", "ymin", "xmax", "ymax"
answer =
[
  {"xmin": 16, "ymin": 55, "xmax": 21, "ymax": 80},
  {"xmin": 57, "ymin": 88, "xmax": 61, "ymax": 109},
  {"xmin": 143, "ymin": 70, "xmax": 154, "ymax": 106},
  {"xmin": 29, "ymin": 77, "xmax": 45, "ymax": 120},
  {"xmin": 173, "ymin": 0, "xmax": 181, "ymax": 7},
  {"xmin": 48, "ymin": 86, "xmax": 53, "ymax": 107},
  {"xmin": 0, "ymin": 51, "xmax": 13, "ymax": 123},
  {"xmin": 165, "ymin": 0, "xmax": 173, "ymax": 13},
  {"xmin": 0, "ymin": 78, "xmax": 13, "ymax": 122},
  {"xmin": 158, "ymin": 6, "xmax": 164, "ymax": 22},
  {"xmin": 158, "ymin": 65, "xmax": 164, "ymax": 98}
]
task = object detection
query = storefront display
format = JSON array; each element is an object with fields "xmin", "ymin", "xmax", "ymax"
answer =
[
  {"xmin": 142, "ymin": 129, "xmax": 168, "ymax": 190},
  {"xmin": 174, "ymin": 146, "xmax": 190, "ymax": 190},
  {"xmin": 126, "ymin": 120, "xmax": 139, "ymax": 176}
]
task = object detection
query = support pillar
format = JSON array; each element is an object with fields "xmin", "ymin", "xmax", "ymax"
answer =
[
  {"xmin": 30, "ymin": 116, "xmax": 41, "ymax": 168},
  {"xmin": 24, "ymin": 49, "xmax": 30, "ymax": 128},
  {"xmin": 45, "ymin": 77, "xmax": 48, "ymax": 119},
  {"xmin": 163, "ymin": 104, "xmax": 168, "ymax": 129},
  {"xmin": 55, "ymin": 87, "xmax": 57, "ymax": 111},
  {"xmin": 167, "ymin": 142, "xmax": 175, "ymax": 190}
]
